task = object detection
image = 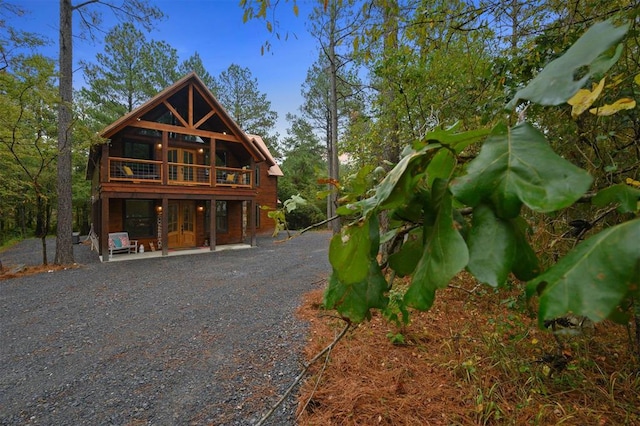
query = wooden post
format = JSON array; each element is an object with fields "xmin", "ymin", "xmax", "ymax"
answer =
[
  {"xmin": 161, "ymin": 131, "xmax": 168, "ymax": 185},
  {"xmin": 162, "ymin": 197, "xmax": 168, "ymax": 256},
  {"xmin": 249, "ymin": 157, "xmax": 255, "ymax": 188},
  {"xmin": 210, "ymin": 197, "xmax": 216, "ymax": 251},
  {"xmin": 249, "ymin": 199, "xmax": 256, "ymax": 247},
  {"xmin": 210, "ymin": 138, "xmax": 216, "ymax": 187},
  {"xmin": 100, "ymin": 195, "xmax": 110, "ymax": 261}
]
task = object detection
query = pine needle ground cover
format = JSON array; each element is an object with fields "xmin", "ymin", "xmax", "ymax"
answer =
[{"xmin": 296, "ymin": 274, "xmax": 640, "ymax": 425}]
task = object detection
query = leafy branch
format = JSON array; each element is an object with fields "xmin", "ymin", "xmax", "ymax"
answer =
[{"xmin": 324, "ymin": 19, "xmax": 640, "ymax": 330}]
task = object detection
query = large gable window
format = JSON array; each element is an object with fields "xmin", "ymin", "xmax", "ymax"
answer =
[{"xmin": 124, "ymin": 140, "xmax": 153, "ymax": 160}]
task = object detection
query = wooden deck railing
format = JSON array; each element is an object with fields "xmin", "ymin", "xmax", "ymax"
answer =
[
  {"xmin": 109, "ymin": 157, "xmax": 162, "ymax": 183},
  {"xmin": 108, "ymin": 157, "xmax": 252, "ymax": 188},
  {"xmin": 168, "ymin": 163, "xmax": 211, "ymax": 186},
  {"xmin": 215, "ymin": 166, "xmax": 252, "ymax": 188}
]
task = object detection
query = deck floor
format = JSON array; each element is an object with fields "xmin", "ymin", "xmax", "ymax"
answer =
[{"xmin": 100, "ymin": 243, "xmax": 251, "ymax": 262}]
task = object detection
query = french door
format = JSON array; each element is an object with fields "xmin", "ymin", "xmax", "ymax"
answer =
[
  {"xmin": 168, "ymin": 148, "xmax": 196, "ymax": 183},
  {"xmin": 167, "ymin": 201, "xmax": 196, "ymax": 248}
]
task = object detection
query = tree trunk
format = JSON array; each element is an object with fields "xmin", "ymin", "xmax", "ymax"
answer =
[
  {"xmin": 55, "ymin": 0, "xmax": 74, "ymax": 265},
  {"xmin": 635, "ymin": 305, "xmax": 640, "ymax": 361},
  {"xmin": 326, "ymin": 118, "xmax": 333, "ymax": 227},
  {"xmin": 378, "ymin": 0, "xmax": 400, "ymax": 262},
  {"xmin": 328, "ymin": 1, "xmax": 341, "ymax": 234},
  {"xmin": 41, "ymin": 235, "xmax": 48, "ymax": 266},
  {"xmin": 381, "ymin": 0, "xmax": 400, "ymax": 165},
  {"xmin": 35, "ymin": 191, "xmax": 49, "ymax": 265}
]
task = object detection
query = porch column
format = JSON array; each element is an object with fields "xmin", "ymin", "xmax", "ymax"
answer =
[
  {"xmin": 249, "ymin": 199, "xmax": 256, "ymax": 247},
  {"xmin": 249, "ymin": 157, "xmax": 255, "ymax": 188},
  {"xmin": 161, "ymin": 197, "xmax": 168, "ymax": 256},
  {"xmin": 210, "ymin": 138, "xmax": 216, "ymax": 187},
  {"xmin": 209, "ymin": 197, "xmax": 216, "ymax": 251},
  {"xmin": 161, "ymin": 131, "xmax": 168, "ymax": 185},
  {"xmin": 100, "ymin": 195, "xmax": 110, "ymax": 261}
]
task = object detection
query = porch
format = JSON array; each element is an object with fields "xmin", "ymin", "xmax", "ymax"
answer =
[{"xmin": 99, "ymin": 242, "xmax": 251, "ymax": 262}]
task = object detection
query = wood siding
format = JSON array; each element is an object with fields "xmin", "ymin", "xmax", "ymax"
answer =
[{"xmin": 88, "ymin": 74, "xmax": 281, "ymax": 258}]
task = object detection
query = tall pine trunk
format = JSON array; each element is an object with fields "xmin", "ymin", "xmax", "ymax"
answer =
[
  {"xmin": 35, "ymin": 191, "xmax": 49, "ymax": 265},
  {"xmin": 327, "ymin": 0, "xmax": 340, "ymax": 234},
  {"xmin": 55, "ymin": 0, "xmax": 74, "ymax": 264},
  {"xmin": 378, "ymin": 0, "xmax": 400, "ymax": 262}
]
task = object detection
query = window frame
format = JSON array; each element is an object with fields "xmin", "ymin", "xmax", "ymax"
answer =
[{"xmin": 123, "ymin": 200, "xmax": 155, "ymax": 238}]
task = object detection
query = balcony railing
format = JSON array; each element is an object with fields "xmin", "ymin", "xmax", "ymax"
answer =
[
  {"xmin": 215, "ymin": 166, "xmax": 252, "ymax": 187},
  {"xmin": 109, "ymin": 158, "xmax": 161, "ymax": 183},
  {"xmin": 168, "ymin": 163, "xmax": 211, "ymax": 186},
  {"xmin": 108, "ymin": 157, "xmax": 252, "ymax": 188}
]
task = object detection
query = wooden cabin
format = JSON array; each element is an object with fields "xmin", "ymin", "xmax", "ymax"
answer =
[{"xmin": 86, "ymin": 73, "xmax": 282, "ymax": 260}]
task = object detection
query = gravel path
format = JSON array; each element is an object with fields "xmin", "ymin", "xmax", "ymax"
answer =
[{"xmin": 0, "ymin": 232, "xmax": 331, "ymax": 425}]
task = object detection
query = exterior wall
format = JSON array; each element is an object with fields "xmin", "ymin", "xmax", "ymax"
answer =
[
  {"xmin": 216, "ymin": 201, "xmax": 244, "ymax": 244},
  {"xmin": 255, "ymin": 167, "xmax": 278, "ymax": 235},
  {"xmin": 108, "ymin": 200, "xmax": 124, "ymax": 232}
]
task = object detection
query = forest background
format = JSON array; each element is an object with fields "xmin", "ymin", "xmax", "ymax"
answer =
[
  {"xmin": 1, "ymin": 0, "xmax": 637, "ymax": 262},
  {"xmin": 1, "ymin": 0, "xmax": 639, "ymax": 423}
]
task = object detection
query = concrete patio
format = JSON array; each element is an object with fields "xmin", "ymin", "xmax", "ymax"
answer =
[{"xmin": 99, "ymin": 243, "xmax": 252, "ymax": 262}]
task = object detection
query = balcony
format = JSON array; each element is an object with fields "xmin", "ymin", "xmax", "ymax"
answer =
[{"xmin": 108, "ymin": 157, "xmax": 253, "ymax": 188}]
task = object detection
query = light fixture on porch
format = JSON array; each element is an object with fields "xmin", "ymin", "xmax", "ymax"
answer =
[
  {"xmin": 197, "ymin": 205, "xmax": 204, "ymax": 212},
  {"xmin": 198, "ymin": 148, "xmax": 204, "ymax": 154},
  {"xmin": 156, "ymin": 143, "xmax": 162, "ymax": 150},
  {"xmin": 156, "ymin": 205, "xmax": 163, "ymax": 213}
]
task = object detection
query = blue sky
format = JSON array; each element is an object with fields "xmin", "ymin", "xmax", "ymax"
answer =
[{"xmin": 13, "ymin": 0, "xmax": 319, "ymax": 136}]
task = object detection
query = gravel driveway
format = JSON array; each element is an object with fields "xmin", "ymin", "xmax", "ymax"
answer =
[{"xmin": 0, "ymin": 232, "xmax": 331, "ymax": 425}]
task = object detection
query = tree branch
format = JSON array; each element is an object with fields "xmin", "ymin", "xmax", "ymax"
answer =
[
  {"xmin": 255, "ymin": 320, "xmax": 351, "ymax": 426},
  {"xmin": 71, "ymin": 0, "xmax": 100, "ymax": 11}
]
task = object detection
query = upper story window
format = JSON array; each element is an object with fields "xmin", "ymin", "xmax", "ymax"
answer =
[
  {"xmin": 255, "ymin": 165, "xmax": 260, "ymax": 187},
  {"xmin": 123, "ymin": 140, "xmax": 153, "ymax": 160},
  {"xmin": 216, "ymin": 151, "xmax": 227, "ymax": 167}
]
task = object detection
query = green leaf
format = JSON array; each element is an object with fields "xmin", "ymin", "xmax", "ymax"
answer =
[
  {"xmin": 388, "ymin": 231, "xmax": 423, "ymax": 277},
  {"xmin": 349, "ymin": 165, "xmax": 376, "ymax": 198},
  {"xmin": 507, "ymin": 20, "xmax": 629, "ymax": 109},
  {"xmin": 366, "ymin": 144, "xmax": 438, "ymax": 215},
  {"xmin": 283, "ymin": 193, "xmax": 307, "ymax": 213},
  {"xmin": 467, "ymin": 204, "xmax": 515, "ymax": 287},
  {"xmin": 420, "ymin": 124, "xmax": 491, "ymax": 151},
  {"xmin": 390, "ymin": 188, "xmax": 430, "ymax": 224},
  {"xmin": 450, "ymin": 122, "xmax": 593, "ymax": 218},
  {"xmin": 329, "ymin": 219, "xmax": 372, "ymax": 285},
  {"xmin": 325, "ymin": 215, "xmax": 388, "ymax": 323},
  {"xmin": 404, "ymin": 183, "xmax": 469, "ymax": 310},
  {"xmin": 323, "ymin": 261, "xmax": 389, "ymax": 322},
  {"xmin": 422, "ymin": 126, "xmax": 490, "ymax": 187},
  {"xmin": 593, "ymin": 184, "xmax": 640, "ymax": 213},
  {"xmin": 511, "ymin": 217, "xmax": 540, "ymax": 281},
  {"xmin": 527, "ymin": 219, "xmax": 640, "ymax": 325},
  {"xmin": 426, "ymin": 149, "xmax": 456, "ymax": 187}
]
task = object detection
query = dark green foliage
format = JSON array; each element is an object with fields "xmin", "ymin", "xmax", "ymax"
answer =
[
  {"xmin": 324, "ymin": 19, "xmax": 640, "ymax": 332},
  {"xmin": 285, "ymin": 203, "xmax": 325, "ymax": 230}
]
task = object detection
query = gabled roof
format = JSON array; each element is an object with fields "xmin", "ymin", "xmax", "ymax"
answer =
[
  {"xmin": 99, "ymin": 72, "xmax": 276, "ymax": 166},
  {"xmin": 247, "ymin": 134, "xmax": 283, "ymax": 177}
]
